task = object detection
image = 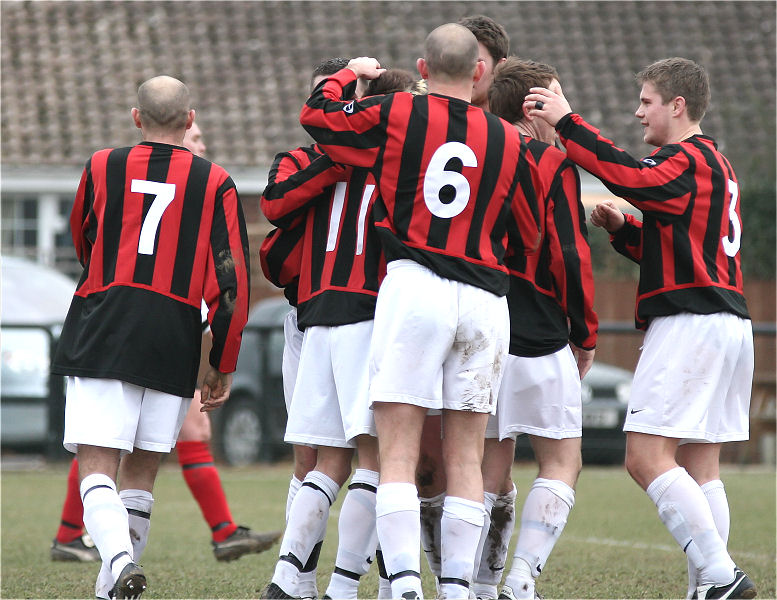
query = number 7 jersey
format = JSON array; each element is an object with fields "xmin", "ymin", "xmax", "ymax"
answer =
[{"xmin": 52, "ymin": 141, "xmax": 251, "ymax": 397}]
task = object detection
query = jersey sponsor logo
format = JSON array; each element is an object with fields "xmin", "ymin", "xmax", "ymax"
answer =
[
  {"xmin": 641, "ymin": 157, "xmax": 657, "ymax": 166},
  {"xmin": 343, "ymin": 101, "xmax": 354, "ymax": 114}
]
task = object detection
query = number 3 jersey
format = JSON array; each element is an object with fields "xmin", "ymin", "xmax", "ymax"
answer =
[
  {"xmin": 300, "ymin": 68, "xmax": 542, "ymax": 297},
  {"xmin": 261, "ymin": 144, "xmax": 385, "ymax": 329},
  {"xmin": 556, "ymin": 113, "xmax": 749, "ymax": 330},
  {"xmin": 52, "ymin": 141, "xmax": 251, "ymax": 397}
]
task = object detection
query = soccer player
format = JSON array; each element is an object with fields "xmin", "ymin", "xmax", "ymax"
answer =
[
  {"xmin": 49, "ymin": 121, "xmax": 281, "ymax": 568},
  {"xmin": 259, "ymin": 57, "xmax": 397, "ymax": 599},
  {"xmin": 300, "ymin": 24, "xmax": 541, "ymax": 600},
  {"xmin": 527, "ymin": 57, "xmax": 756, "ymax": 599},
  {"xmin": 480, "ymin": 57, "xmax": 597, "ymax": 600},
  {"xmin": 51, "ymin": 76, "xmax": 251, "ymax": 599},
  {"xmin": 458, "ymin": 14, "xmax": 509, "ymax": 110}
]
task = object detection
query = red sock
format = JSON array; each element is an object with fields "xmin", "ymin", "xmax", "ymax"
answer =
[
  {"xmin": 176, "ymin": 441, "xmax": 237, "ymax": 542},
  {"xmin": 56, "ymin": 457, "xmax": 85, "ymax": 543}
]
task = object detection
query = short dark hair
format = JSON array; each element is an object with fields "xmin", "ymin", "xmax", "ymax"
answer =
[
  {"xmin": 458, "ymin": 15, "xmax": 509, "ymax": 63},
  {"xmin": 489, "ymin": 58, "xmax": 559, "ymax": 125},
  {"xmin": 310, "ymin": 57, "xmax": 350, "ymax": 91},
  {"xmin": 636, "ymin": 57, "xmax": 710, "ymax": 122},
  {"xmin": 365, "ymin": 68, "xmax": 416, "ymax": 96}
]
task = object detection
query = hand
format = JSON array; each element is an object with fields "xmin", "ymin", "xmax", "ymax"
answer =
[
  {"xmin": 590, "ymin": 200, "xmax": 626, "ymax": 233},
  {"xmin": 347, "ymin": 57, "xmax": 386, "ymax": 80},
  {"xmin": 571, "ymin": 344, "xmax": 595, "ymax": 380},
  {"xmin": 523, "ymin": 86, "xmax": 572, "ymax": 128},
  {"xmin": 200, "ymin": 367, "xmax": 232, "ymax": 412}
]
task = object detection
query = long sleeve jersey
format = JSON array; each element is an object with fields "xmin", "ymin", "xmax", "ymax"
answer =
[
  {"xmin": 556, "ymin": 113, "xmax": 749, "ymax": 329},
  {"xmin": 299, "ymin": 68, "xmax": 542, "ymax": 297},
  {"xmin": 52, "ymin": 142, "xmax": 250, "ymax": 397},
  {"xmin": 506, "ymin": 136, "xmax": 597, "ymax": 356}
]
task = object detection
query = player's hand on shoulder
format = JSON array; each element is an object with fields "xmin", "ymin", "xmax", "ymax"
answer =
[
  {"xmin": 199, "ymin": 368, "xmax": 233, "ymax": 411},
  {"xmin": 590, "ymin": 201, "xmax": 626, "ymax": 234},
  {"xmin": 347, "ymin": 57, "xmax": 386, "ymax": 80}
]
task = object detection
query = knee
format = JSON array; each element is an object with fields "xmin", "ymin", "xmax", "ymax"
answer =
[{"xmin": 177, "ymin": 409, "xmax": 211, "ymax": 442}]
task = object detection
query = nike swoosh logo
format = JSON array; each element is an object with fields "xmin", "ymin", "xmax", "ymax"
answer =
[{"xmin": 630, "ymin": 408, "xmax": 646, "ymax": 414}]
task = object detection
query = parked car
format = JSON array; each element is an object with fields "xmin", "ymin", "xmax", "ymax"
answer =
[
  {"xmin": 514, "ymin": 360, "xmax": 633, "ymax": 464},
  {"xmin": 1, "ymin": 256, "xmax": 75, "ymax": 455},
  {"xmin": 211, "ymin": 295, "xmax": 634, "ymax": 466}
]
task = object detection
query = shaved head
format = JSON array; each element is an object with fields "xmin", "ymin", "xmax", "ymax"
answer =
[
  {"xmin": 424, "ymin": 23, "xmax": 479, "ymax": 82},
  {"xmin": 136, "ymin": 75, "xmax": 191, "ymax": 132}
]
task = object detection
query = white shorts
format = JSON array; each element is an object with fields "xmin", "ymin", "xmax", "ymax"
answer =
[
  {"xmin": 624, "ymin": 312, "xmax": 753, "ymax": 443},
  {"xmin": 282, "ymin": 308, "xmax": 304, "ymax": 412},
  {"xmin": 369, "ymin": 260, "xmax": 509, "ymax": 414},
  {"xmin": 285, "ymin": 320, "xmax": 375, "ymax": 448},
  {"xmin": 63, "ymin": 377, "xmax": 189, "ymax": 454},
  {"xmin": 486, "ymin": 346, "xmax": 582, "ymax": 440}
]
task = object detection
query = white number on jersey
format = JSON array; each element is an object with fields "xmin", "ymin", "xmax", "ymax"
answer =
[
  {"xmin": 326, "ymin": 181, "xmax": 375, "ymax": 256},
  {"xmin": 423, "ymin": 141, "xmax": 477, "ymax": 219},
  {"xmin": 722, "ymin": 179, "xmax": 741, "ymax": 257},
  {"xmin": 132, "ymin": 179, "xmax": 177, "ymax": 255}
]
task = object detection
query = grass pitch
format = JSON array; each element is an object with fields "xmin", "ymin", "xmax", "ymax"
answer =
[{"xmin": 2, "ymin": 459, "xmax": 774, "ymax": 599}]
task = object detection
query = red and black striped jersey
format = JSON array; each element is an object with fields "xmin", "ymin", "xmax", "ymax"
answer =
[
  {"xmin": 505, "ymin": 136, "xmax": 597, "ymax": 356},
  {"xmin": 261, "ymin": 144, "xmax": 385, "ymax": 328},
  {"xmin": 300, "ymin": 68, "xmax": 541, "ymax": 297},
  {"xmin": 556, "ymin": 113, "xmax": 749, "ymax": 329},
  {"xmin": 52, "ymin": 141, "xmax": 251, "ymax": 397},
  {"xmin": 259, "ymin": 224, "xmax": 304, "ymax": 307}
]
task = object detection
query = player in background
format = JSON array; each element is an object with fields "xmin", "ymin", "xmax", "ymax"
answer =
[
  {"xmin": 259, "ymin": 60, "xmax": 417, "ymax": 600},
  {"xmin": 300, "ymin": 23, "xmax": 541, "ymax": 600},
  {"xmin": 51, "ymin": 76, "xmax": 251, "ymax": 599},
  {"xmin": 49, "ymin": 121, "xmax": 281, "ymax": 567},
  {"xmin": 527, "ymin": 57, "xmax": 755, "ymax": 600},
  {"xmin": 458, "ymin": 14, "xmax": 509, "ymax": 110},
  {"xmin": 479, "ymin": 58, "xmax": 597, "ymax": 600},
  {"xmin": 175, "ymin": 122, "xmax": 281, "ymax": 562}
]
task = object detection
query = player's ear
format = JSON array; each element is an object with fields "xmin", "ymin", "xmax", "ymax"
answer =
[
  {"xmin": 131, "ymin": 107, "xmax": 142, "ymax": 129},
  {"xmin": 416, "ymin": 57, "xmax": 429, "ymax": 80},
  {"xmin": 186, "ymin": 109, "xmax": 196, "ymax": 129},
  {"xmin": 473, "ymin": 59, "xmax": 486, "ymax": 83},
  {"xmin": 671, "ymin": 96, "xmax": 686, "ymax": 116}
]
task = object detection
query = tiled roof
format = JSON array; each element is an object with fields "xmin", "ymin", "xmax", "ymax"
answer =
[{"xmin": 2, "ymin": 1, "xmax": 775, "ymax": 179}]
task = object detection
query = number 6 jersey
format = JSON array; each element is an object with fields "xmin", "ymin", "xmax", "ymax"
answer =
[
  {"xmin": 52, "ymin": 141, "xmax": 251, "ymax": 397},
  {"xmin": 300, "ymin": 68, "xmax": 542, "ymax": 297}
]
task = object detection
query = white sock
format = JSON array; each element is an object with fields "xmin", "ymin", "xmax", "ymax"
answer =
[
  {"xmin": 686, "ymin": 479, "xmax": 731, "ymax": 597},
  {"xmin": 474, "ymin": 484, "xmax": 516, "ymax": 599},
  {"xmin": 273, "ymin": 470, "xmax": 340, "ymax": 594},
  {"xmin": 439, "ymin": 496, "xmax": 486, "ymax": 600},
  {"xmin": 376, "ymin": 482, "xmax": 423, "ymax": 599},
  {"xmin": 647, "ymin": 467, "xmax": 735, "ymax": 586},
  {"xmin": 119, "ymin": 489, "xmax": 154, "ymax": 561},
  {"xmin": 325, "ymin": 469, "xmax": 380, "ymax": 599},
  {"xmin": 419, "ymin": 492, "xmax": 446, "ymax": 579},
  {"xmin": 286, "ymin": 475, "xmax": 303, "ymax": 522},
  {"xmin": 81, "ymin": 474, "xmax": 133, "ymax": 583},
  {"xmin": 508, "ymin": 478, "xmax": 574, "ymax": 592},
  {"xmin": 375, "ymin": 546, "xmax": 393, "ymax": 599}
]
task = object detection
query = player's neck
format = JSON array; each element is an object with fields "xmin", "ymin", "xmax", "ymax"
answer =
[
  {"xmin": 664, "ymin": 122, "xmax": 703, "ymax": 146},
  {"xmin": 426, "ymin": 81, "xmax": 473, "ymax": 104},
  {"xmin": 142, "ymin": 130, "xmax": 186, "ymax": 147}
]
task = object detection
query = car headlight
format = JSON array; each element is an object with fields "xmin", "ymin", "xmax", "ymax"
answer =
[{"xmin": 615, "ymin": 381, "xmax": 631, "ymax": 406}]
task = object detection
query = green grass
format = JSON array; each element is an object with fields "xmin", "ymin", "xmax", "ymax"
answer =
[{"xmin": 2, "ymin": 459, "xmax": 774, "ymax": 599}]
